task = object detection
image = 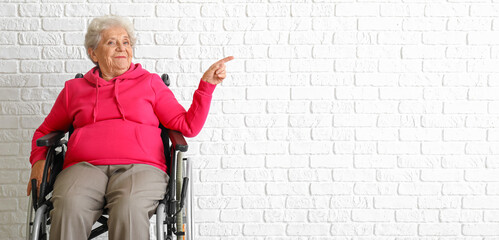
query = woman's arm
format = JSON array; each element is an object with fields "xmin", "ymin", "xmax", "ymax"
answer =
[
  {"xmin": 152, "ymin": 56, "xmax": 234, "ymax": 137},
  {"xmin": 28, "ymin": 84, "xmax": 72, "ymax": 195}
]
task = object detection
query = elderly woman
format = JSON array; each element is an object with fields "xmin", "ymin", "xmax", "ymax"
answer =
[{"xmin": 27, "ymin": 16, "xmax": 233, "ymax": 240}]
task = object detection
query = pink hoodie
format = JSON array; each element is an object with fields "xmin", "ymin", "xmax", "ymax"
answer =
[{"xmin": 30, "ymin": 63, "xmax": 215, "ymax": 172}]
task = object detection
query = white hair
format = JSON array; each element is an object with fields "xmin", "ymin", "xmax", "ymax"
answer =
[{"xmin": 85, "ymin": 16, "xmax": 136, "ymax": 65}]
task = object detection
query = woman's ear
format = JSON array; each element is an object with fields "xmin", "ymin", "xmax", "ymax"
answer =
[{"xmin": 88, "ymin": 48, "xmax": 98, "ymax": 63}]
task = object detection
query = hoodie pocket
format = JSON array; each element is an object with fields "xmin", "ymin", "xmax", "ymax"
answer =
[{"xmin": 66, "ymin": 120, "xmax": 163, "ymax": 163}]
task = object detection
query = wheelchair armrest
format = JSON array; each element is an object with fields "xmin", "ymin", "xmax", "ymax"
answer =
[
  {"xmin": 36, "ymin": 131, "xmax": 66, "ymax": 147},
  {"xmin": 167, "ymin": 129, "xmax": 188, "ymax": 152}
]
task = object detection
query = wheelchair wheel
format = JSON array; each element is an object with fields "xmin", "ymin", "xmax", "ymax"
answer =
[{"xmin": 26, "ymin": 196, "xmax": 49, "ymax": 240}]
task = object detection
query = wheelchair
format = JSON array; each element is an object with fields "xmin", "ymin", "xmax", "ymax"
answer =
[{"xmin": 26, "ymin": 74, "xmax": 193, "ymax": 240}]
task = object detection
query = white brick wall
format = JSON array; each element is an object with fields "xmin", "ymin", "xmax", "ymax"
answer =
[{"xmin": 3, "ymin": 1, "xmax": 499, "ymax": 239}]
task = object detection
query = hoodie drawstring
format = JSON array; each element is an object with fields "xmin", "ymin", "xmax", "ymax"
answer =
[
  {"xmin": 114, "ymin": 79, "xmax": 126, "ymax": 121},
  {"xmin": 92, "ymin": 79, "xmax": 126, "ymax": 123},
  {"xmin": 93, "ymin": 81, "xmax": 99, "ymax": 123}
]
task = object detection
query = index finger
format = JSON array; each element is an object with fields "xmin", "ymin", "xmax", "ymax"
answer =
[{"xmin": 219, "ymin": 56, "xmax": 234, "ymax": 64}]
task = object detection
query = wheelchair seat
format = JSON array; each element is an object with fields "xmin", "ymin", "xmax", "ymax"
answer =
[{"xmin": 26, "ymin": 73, "xmax": 193, "ymax": 240}]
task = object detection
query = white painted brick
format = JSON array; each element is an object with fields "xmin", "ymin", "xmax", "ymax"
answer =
[
  {"xmin": 470, "ymin": 4, "xmax": 499, "ymax": 16},
  {"xmin": 378, "ymin": 115, "xmax": 420, "ymax": 128},
  {"xmin": 310, "ymin": 155, "xmax": 352, "ymax": 168},
  {"xmin": 289, "ymin": 114, "xmax": 332, "ymax": 127},
  {"xmin": 310, "ymin": 183, "xmax": 352, "ymax": 195},
  {"xmin": 374, "ymin": 196, "xmax": 416, "ymax": 209},
  {"xmin": 199, "ymin": 223, "xmax": 241, "ymax": 236},
  {"xmin": 424, "ymin": 60, "xmax": 466, "ymax": 73},
  {"xmin": 0, "ymin": 4, "xmax": 16, "ymax": 17},
  {"xmin": 336, "ymin": 4, "xmax": 378, "ymax": 16},
  {"xmin": 396, "ymin": 210, "xmax": 439, "ymax": 223},
  {"xmin": 419, "ymin": 223, "xmax": 461, "ymax": 236},
  {"xmin": 358, "ymin": 17, "xmax": 402, "ymax": 31},
  {"xmin": 378, "ymin": 32, "xmax": 421, "ymax": 44},
  {"xmin": 399, "ymin": 128, "xmax": 441, "ymax": 141},
  {"xmin": 419, "ymin": 196, "xmax": 461, "ymax": 209},
  {"xmin": 286, "ymin": 224, "xmax": 330, "ymax": 236},
  {"xmin": 220, "ymin": 210, "xmax": 261, "ymax": 222},
  {"xmin": 380, "ymin": 4, "xmax": 424, "ymax": 17},
  {"xmin": 0, "ymin": 61, "xmax": 16, "ymax": 73},
  {"xmin": 245, "ymin": 115, "xmax": 288, "ymax": 128},
  {"xmin": 378, "ymin": 142, "xmax": 420, "ymax": 154},
  {"xmin": 353, "ymin": 182, "xmax": 396, "ymax": 195},
  {"xmin": 309, "ymin": 210, "xmax": 350, "ymax": 223},
  {"xmin": 245, "ymin": 169, "xmax": 287, "ymax": 182},
  {"xmin": 243, "ymin": 224, "xmax": 285, "ymax": 236},
  {"xmin": 444, "ymin": 101, "xmax": 487, "ymax": 114},
  {"xmin": 377, "ymin": 169, "xmax": 419, "ymax": 182},
  {"xmin": 291, "ymin": 87, "xmax": 333, "ymax": 100},
  {"xmin": 421, "ymin": 169, "xmax": 462, "ymax": 182},
  {"xmin": 334, "ymin": 32, "xmax": 376, "ymax": 44},
  {"xmin": 247, "ymin": 4, "xmax": 290, "ymax": 17},
  {"xmin": 357, "ymin": 46, "xmax": 400, "ymax": 59},
  {"xmin": 242, "ymin": 196, "xmax": 285, "ymax": 209},
  {"xmin": 380, "ymin": 87, "xmax": 422, "ymax": 100},
  {"xmin": 312, "ymin": 101, "xmax": 354, "ymax": 114},
  {"xmin": 266, "ymin": 183, "xmax": 308, "ymax": 195},
  {"xmin": 42, "ymin": 18, "xmax": 84, "ymax": 31},
  {"xmin": 356, "ymin": 128, "xmax": 397, "ymax": 141},
  {"xmin": 65, "ymin": 4, "xmax": 110, "ymax": 16},
  {"xmin": 374, "ymin": 223, "xmax": 418, "ymax": 236},
  {"xmin": 222, "ymin": 183, "xmax": 265, "ymax": 196},
  {"xmin": 331, "ymin": 196, "xmax": 372, "ymax": 209},
  {"xmin": 330, "ymin": 223, "xmax": 373, "ymax": 236},
  {"xmin": 422, "ymin": 142, "xmax": 465, "ymax": 155},
  {"xmin": 352, "ymin": 210, "xmax": 393, "ymax": 222},
  {"xmin": 110, "ymin": 4, "xmax": 155, "ymax": 16},
  {"xmin": 63, "ymin": 32, "xmax": 85, "ymax": 46},
  {"xmin": 336, "ymin": 59, "xmax": 377, "ymax": 73},
  {"xmin": 289, "ymin": 32, "xmax": 328, "ymax": 45},
  {"xmin": 398, "ymin": 101, "xmax": 442, "ymax": 114},
  {"xmin": 268, "ymin": 18, "xmax": 311, "ymax": 31},
  {"xmin": 0, "ymin": 19, "xmax": 39, "ymax": 31},
  {"xmin": 441, "ymin": 210, "xmax": 482, "ymax": 222},
  {"xmin": 267, "ymin": 101, "xmax": 309, "ymax": 114},
  {"xmin": 265, "ymin": 210, "xmax": 307, "ymax": 223},
  {"xmin": 42, "ymin": 46, "xmax": 85, "ymax": 59},
  {"xmin": 423, "ymin": 32, "xmax": 467, "ymax": 45},
  {"xmin": 268, "ymin": 128, "xmax": 310, "ymax": 141},
  {"xmin": 0, "ymin": 32, "xmax": 16, "ymax": 45},
  {"xmin": 448, "ymin": 18, "xmax": 491, "ymax": 31},
  {"xmin": 398, "ymin": 155, "xmax": 440, "ymax": 168},
  {"xmin": 463, "ymin": 224, "xmax": 499, "ymax": 236},
  {"xmin": 288, "ymin": 196, "xmax": 329, "ymax": 209},
  {"xmin": 443, "ymin": 183, "xmax": 485, "ymax": 195},
  {"xmin": 245, "ymin": 141, "xmax": 288, "ymax": 155},
  {"xmin": 443, "ymin": 156, "xmax": 485, "ymax": 169},
  {"xmin": 402, "ymin": 46, "xmax": 445, "ymax": 59},
  {"xmin": 425, "ymin": 4, "xmax": 468, "ymax": 17},
  {"xmin": 398, "ymin": 183, "xmax": 441, "ymax": 195},
  {"xmin": 333, "ymin": 169, "xmax": 375, "ymax": 182},
  {"xmin": 134, "ymin": 18, "xmax": 177, "ymax": 31},
  {"xmin": 334, "ymin": 141, "xmax": 376, "ymax": 154},
  {"xmin": 0, "ymin": 88, "xmax": 20, "ymax": 101},
  {"xmin": 224, "ymin": 18, "xmax": 266, "ymax": 31},
  {"xmin": 444, "ymin": 128, "xmax": 485, "ymax": 141},
  {"xmin": 0, "ymin": 46, "xmax": 40, "ymax": 59},
  {"xmin": 334, "ymin": 114, "xmax": 376, "ymax": 127},
  {"xmin": 379, "ymin": 60, "xmax": 421, "ymax": 73}
]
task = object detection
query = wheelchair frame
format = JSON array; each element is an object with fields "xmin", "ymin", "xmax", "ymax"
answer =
[{"xmin": 26, "ymin": 74, "xmax": 193, "ymax": 240}]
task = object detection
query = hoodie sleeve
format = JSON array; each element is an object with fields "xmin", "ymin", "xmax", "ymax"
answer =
[
  {"xmin": 29, "ymin": 83, "xmax": 72, "ymax": 166},
  {"xmin": 151, "ymin": 75, "xmax": 216, "ymax": 138}
]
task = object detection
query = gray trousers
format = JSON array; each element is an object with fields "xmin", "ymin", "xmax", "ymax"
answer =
[{"xmin": 49, "ymin": 162, "xmax": 169, "ymax": 240}]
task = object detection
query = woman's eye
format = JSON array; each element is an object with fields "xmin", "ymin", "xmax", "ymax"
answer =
[{"xmin": 107, "ymin": 41, "xmax": 115, "ymax": 45}]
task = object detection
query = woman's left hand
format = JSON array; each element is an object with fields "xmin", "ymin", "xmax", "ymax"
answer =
[{"xmin": 202, "ymin": 56, "xmax": 234, "ymax": 85}]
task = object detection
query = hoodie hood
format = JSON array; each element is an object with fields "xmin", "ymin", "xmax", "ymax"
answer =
[{"xmin": 83, "ymin": 63, "xmax": 149, "ymax": 123}]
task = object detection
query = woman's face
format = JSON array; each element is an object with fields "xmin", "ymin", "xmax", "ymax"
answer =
[{"xmin": 88, "ymin": 26, "xmax": 133, "ymax": 80}]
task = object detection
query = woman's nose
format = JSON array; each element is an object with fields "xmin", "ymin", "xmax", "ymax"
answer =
[{"xmin": 116, "ymin": 43, "xmax": 125, "ymax": 51}]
